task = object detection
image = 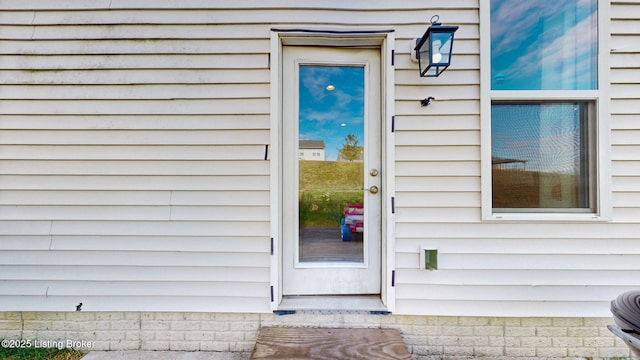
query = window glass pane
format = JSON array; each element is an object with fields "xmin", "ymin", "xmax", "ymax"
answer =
[
  {"xmin": 492, "ymin": 103, "xmax": 591, "ymax": 210},
  {"xmin": 491, "ymin": 0, "xmax": 597, "ymax": 90},
  {"xmin": 298, "ymin": 65, "xmax": 365, "ymax": 263}
]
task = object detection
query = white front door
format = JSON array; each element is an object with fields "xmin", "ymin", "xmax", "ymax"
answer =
[{"xmin": 282, "ymin": 46, "xmax": 382, "ymax": 295}]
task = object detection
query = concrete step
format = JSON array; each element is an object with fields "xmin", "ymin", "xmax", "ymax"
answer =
[{"xmin": 251, "ymin": 327, "xmax": 411, "ymax": 360}]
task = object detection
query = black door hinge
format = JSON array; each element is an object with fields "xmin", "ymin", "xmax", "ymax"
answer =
[{"xmin": 391, "ymin": 49, "xmax": 395, "ymax": 66}]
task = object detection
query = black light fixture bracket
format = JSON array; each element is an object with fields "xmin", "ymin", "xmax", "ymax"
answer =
[{"xmin": 421, "ymin": 97, "xmax": 435, "ymax": 107}]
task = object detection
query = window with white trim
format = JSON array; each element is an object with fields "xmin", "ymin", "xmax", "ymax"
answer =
[
  {"xmin": 492, "ymin": 101, "xmax": 595, "ymax": 212},
  {"xmin": 482, "ymin": 0, "xmax": 610, "ymax": 219}
]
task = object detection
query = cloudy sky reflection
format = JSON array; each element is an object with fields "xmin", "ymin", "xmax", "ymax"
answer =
[
  {"xmin": 492, "ymin": 103, "xmax": 583, "ymax": 173},
  {"xmin": 299, "ymin": 65, "xmax": 365, "ymax": 161},
  {"xmin": 491, "ymin": 0, "xmax": 597, "ymax": 90}
]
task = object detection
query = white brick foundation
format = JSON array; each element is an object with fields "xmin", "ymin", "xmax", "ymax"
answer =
[{"xmin": 0, "ymin": 312, "xmax": 632, "ymax": 359}]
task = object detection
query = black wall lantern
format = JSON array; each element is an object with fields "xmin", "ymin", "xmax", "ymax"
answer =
[{"xmin": 414, "ymin": 15, "xmax": 459, "ymax": 77}]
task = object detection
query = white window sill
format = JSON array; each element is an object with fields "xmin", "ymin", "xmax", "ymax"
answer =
[{"xmin": 484, "ymin": 212, "xmax": 611, "ymax": 222}]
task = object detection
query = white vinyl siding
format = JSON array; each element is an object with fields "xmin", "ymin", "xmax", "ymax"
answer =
[
  {"xmin": 395, "ymin": 0, "xmax": 638, "ymax": 317},
  {"xmin": 395, "ymin": 0, "xmax": 629, "ymax": 317},
  {"xmin": 0, "ymin": 2, "xmax": 271, "ymax": 312},
  {"xmin": 0, "ymin": 0, "xmax": 638, "ymax": 318}
]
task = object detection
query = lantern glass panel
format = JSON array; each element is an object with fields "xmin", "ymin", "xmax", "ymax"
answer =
[
  {"xmin": 417, "ymin": 39, "xmax": 433, "ymax": 76},
  {"xmin": 431, "ymin": 32, "xmax": 454, "ymax": 65}
]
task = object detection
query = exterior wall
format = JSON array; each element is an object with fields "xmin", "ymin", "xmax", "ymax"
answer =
[
  {"xmin": 394, "ymin": 0, "xmax": 640, "ymax": 318},
  {"xmin": 0, "ymin": 311, "xmax": 632, "ymax": 358},
  {"xmin": 0, "ymin": 0, "xmax": 639, "ymax": 323},
  {"xmin": 0, "ymin": 1, "xmax": 274, "ymax": 312}
]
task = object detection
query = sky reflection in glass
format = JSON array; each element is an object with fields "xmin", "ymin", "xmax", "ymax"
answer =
[
  {"xmin": 492, "ymin": 103, "xmax": 584, "ymax": 173},
  {"xmin": 491, "ymin": 0, "xmax": 597, "ymax": 90},
  {"xmin": 299, "ymin": 65, "xmax": 364, "ymax": 161}
]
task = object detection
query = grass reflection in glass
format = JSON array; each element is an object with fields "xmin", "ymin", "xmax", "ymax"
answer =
[{"xmin": 298, "ymin": 160, "xmax": 364, "ymax": 226}]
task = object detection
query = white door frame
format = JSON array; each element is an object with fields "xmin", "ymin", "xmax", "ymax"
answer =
[{"xmin": 269, "ymin": 28, "xmax": 396, "ymax": 311}]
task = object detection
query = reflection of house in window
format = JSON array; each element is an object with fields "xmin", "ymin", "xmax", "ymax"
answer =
[{"xmin": 299, "ymin": 140, "xmax": 325, "ymax": 161}]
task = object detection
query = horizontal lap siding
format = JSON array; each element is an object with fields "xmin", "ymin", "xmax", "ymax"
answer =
[
  {"xmin": 0, "ymin": 0, "xmax": 459, "ymax": 313},
  {"xmin": 0, "ymin": 0, "xmax": 479, "ymax": 314},
  {"xmin": 394, "ymin": 6, "xmax": 484, "ymax": 315},
  {"xmin": 0, "ymin": 3, "xmax": 276, "ymax": 312},
  {"xmin": 2, "ymin": 0, "xmax": 638, "ymax": 317},
  {"xmin": 612, "ymin": 0, "xmax": 640, "ymax": 264},
  {"xmin": 394, "ymin": 2, "xmax": 640, "ymax": 317}
]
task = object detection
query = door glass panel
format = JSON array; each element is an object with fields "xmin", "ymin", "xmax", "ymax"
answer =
[{"xmin": 298, "ymin": 65, "xmax": 365, "ymax": 263}]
